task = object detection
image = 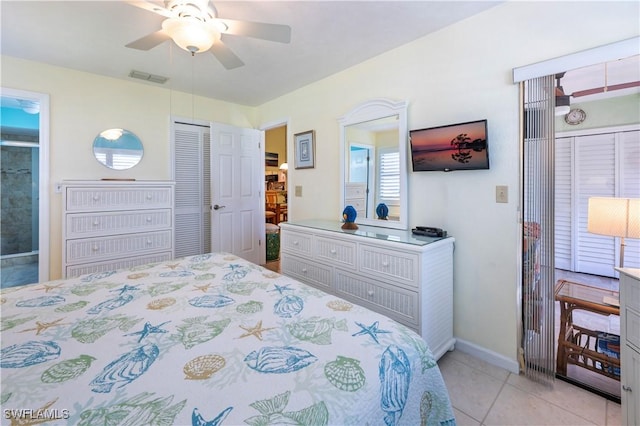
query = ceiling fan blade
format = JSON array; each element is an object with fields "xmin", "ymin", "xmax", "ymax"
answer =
[
  {"xmin": 126, "ymin": 30, "xmax": 171, "ymax": 50},
  {"xmin": 216, "ymin": 19, "xmax": 291, "ymax": 43},
  {"xmin": 210, "ymin": 41, "xmax": 245, "ymax": 70},
  {"xmin": 126, "ymin": 1, "xmax": 173, "ymax": 18},
  {"xmin": 572, "ymin": 81, "xmax": 640, "ymax": 97}
]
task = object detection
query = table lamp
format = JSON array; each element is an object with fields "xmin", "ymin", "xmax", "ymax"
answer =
[{"xmin": 587, "ymin": 197, "xmax": 640, "ymax": 268}]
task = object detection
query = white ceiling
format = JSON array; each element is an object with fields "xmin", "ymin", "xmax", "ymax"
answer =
[
  {"xmin": 1, "ymin": 1, "xmax": 503, "ymax": 106},
  {"xmin": 1, "ymin": 1, "xmax": 637, "ymax": 108}
]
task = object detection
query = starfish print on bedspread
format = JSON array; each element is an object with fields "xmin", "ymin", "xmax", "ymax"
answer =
[
  {"xmin": 111, "ymin": 285, "xmax": 140, "ymax": 296},
  {"xmin": 238, "ymin": 320, "xmax": 275, "ymax": 340},
  {"xmin": 351, "ymin": 321, "xmax": 392, "ymax": 344},
  {"xmin": 269, "ymin": 284, "xmax": 293, "ymax": 295},
  {"xmin": 31, "ymin": 282, "xmax": 65, "ymax": 293},
  {"xmin": 124, "ymin": 321, "xmax": 171, "ymax": 343},
  {"xmin": 19, "ymin": 318, "xmax": 69, "ymax": 335}
]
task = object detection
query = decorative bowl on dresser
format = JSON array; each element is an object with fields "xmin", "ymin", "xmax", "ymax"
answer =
[
  {"xmin": 279, "ymin": 219, "xmax": 455, "ymax": 360},
  {"xmin": 62, "ymin": 180, "xmax": 175, "ymax": 278}
]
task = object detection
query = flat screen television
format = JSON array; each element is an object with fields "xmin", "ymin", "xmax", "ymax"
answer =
[{"xmin": 410, "ymin": 119, "xmax": 489, "ymax": 172}]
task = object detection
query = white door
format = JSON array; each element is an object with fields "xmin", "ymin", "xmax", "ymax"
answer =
[{"xmin": 210, "ymin": 122, "xmax": 263, "ymax": 264}]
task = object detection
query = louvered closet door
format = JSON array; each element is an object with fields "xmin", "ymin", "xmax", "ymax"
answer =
[
  {"xmin": 620, "ymin": 130, "xmax": 640, "ymax": 269},
  {"xmin": 575, "ymin": 133, "xmax": 616, "ymax": 275},
  {"xmin": 173, "ymin": 122, "xmax": 211, "ymax": 258},
  {"xmin": 555, "ymin": 137, "xmax": 572, "ymax": 271},
  {"xmin": 555, "ymin": 129, "xmax": 640, "ymax": 277}
]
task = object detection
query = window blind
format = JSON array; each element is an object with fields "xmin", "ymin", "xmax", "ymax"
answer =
[{"xmin": 378, "ymin": 148, "xmax": 400, "ymax": 205}]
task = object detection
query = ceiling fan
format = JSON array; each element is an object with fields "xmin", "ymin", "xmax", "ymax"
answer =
[{"xmin": 125, "ymin": 0, "xmax": 291, "ymax": 69}]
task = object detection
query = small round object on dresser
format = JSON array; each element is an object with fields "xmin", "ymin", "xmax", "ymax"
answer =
[{"xmin": 564, "ymin": 108, "xmax": 586, "ymax": 125}]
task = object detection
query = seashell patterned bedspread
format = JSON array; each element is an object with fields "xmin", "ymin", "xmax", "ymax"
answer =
[{"xmin": 0, "ymin": 253, "xmax": 456, "ymax": 425}]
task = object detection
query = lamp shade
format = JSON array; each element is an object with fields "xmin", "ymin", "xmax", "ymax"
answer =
[
  {"xmin": 587, "ymin": 197, "xmax": 640, "ymax": 238},
  {"xmin": 162, "ymin": 17, "xmax": 215, "ymax": 54},
  {"xmin": 279, "ymin": 162, "xmax": 288, "ymax": 170}
]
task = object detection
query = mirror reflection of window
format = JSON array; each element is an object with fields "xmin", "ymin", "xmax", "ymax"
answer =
[
  {"xmin": 378, "ymin": 148, "xmax": 400, "ymax": 204},
  {"xmin": 93, "ymin": 129, "xmax": 143, "ymax": 170}
]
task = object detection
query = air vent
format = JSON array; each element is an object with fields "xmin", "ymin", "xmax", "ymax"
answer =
[{"xmin": 129, "ymin": 70, "xmax": 169, "ymax": 84}]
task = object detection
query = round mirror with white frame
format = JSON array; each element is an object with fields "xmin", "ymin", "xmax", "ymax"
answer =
[
  {"xmin": 93, "ymin": 128, "xmax": 143, "ymax": 170},
  {"xmin": 339, "ymin": 98, "xmax": 408, "ymax": 230}
]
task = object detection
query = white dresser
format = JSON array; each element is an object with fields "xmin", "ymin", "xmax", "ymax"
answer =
[
  {"xmin": 279, "ymin": 220, "xmax": 455, "ymax": 359},
  {"xmin": 617, "ymin": 267, "xmax": 640, "ymax": 426},
  {"xmin": 344, "ymin": 183, "xmax": 367, "ymax": 218},
  {"xmin": 62, "ymin": 181, "xmax": 175, "ymax": 278}
]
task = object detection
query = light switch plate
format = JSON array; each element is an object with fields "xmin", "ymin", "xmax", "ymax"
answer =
[
  {"xmin": 496, "ymin": 185, "xmax": 508, "ymax": 203},
  {"xmin": 295, "ymin": 185, "xmax": 302, "ymax": 197}
]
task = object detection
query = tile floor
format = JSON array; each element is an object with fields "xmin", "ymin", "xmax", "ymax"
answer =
[{"xmin": 438, "ymin": 349, "xmax": 622, "ymax": 426}]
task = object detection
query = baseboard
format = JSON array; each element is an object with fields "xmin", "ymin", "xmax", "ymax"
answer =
[{"xmin": 454, "ymin": 338, "xmax": 520, "ymax": 374}]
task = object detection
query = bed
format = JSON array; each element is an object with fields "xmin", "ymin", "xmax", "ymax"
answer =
[{"xmin": 1, "ymin": 253, "xmax": 456, "ymax": 425}]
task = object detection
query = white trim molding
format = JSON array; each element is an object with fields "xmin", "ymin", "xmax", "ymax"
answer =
[{"xmin": 513, "ymin": 37, "xmax": 640, "ymax": 83}]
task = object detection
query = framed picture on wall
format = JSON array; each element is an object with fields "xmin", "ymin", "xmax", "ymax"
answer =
[{"xmin": 294, "ymin": 130, "xmax": 315, "ymax": 169}]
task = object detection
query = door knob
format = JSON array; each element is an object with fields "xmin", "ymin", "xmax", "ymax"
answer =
[{"xmin": 213, "ymin": 204, "xmax": 226, "ymax": 210}]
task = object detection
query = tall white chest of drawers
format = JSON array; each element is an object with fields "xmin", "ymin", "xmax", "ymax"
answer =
[
  {"xmin": 62, "ymin": 181, "xmax": 175, "ymax": 278},
  {"xmin": 280, "ymin": 220, "xmax": 455, "ymax": 359},
  {"xmin": 617, "ymin": 267, "xmax": 640, "ymax": 426}
]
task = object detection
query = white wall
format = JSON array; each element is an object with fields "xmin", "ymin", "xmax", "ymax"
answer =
[
  {"xmin": 254, "ymin": 1, "xmax": 640, "ymax": 364},
  {"xmin": 1, "ymin": 1, "xmax": 638, "ymax": 366}
]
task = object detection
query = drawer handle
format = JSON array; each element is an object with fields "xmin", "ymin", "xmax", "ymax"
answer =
[
  {"xmin": 92, "ymin": 220, "xmax": 100, "ymax": 226},
  {"xmin": 92, "ymin": 195, "xmax": 100, "ymax": 201},
  {"xmin": 146, "ymin": 217, "xmax": 152, "ymax": 222},
  {"xmin": 92, "ymin": 245, "xmax": 99, "ymax": 252},
  {"xmin": 622, "ymin": 385, "xmax": 632, "ymax": 392},
  {"xmin": 301, "ymin": 268, "xmax": 308, "ymax": 273},
  {"xmin": 146, "ymin": 194, "xmax": 153, "ymax": 200},
  {"xmin": 330, "ymin": 249, "xmax": 337, "ymax": 255},
  {"xmin": 293, "ymin": 241, "xmax": 299, "ymax": 246},
  {"xmin": 367, "ymin": 290, "xmax": 374, "ymax": 297},
  {"xmin": 382, "ymin": 261, "xmax": 390, "ymax": 267},
  {"xmin": 146, "ymin": 239, "xmax": 152, "ymax": 245}
]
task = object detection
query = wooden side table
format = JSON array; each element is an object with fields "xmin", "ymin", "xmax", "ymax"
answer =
[{"xmin": 555, "ymin": 279, "xmax": 621, "ymax": 380}]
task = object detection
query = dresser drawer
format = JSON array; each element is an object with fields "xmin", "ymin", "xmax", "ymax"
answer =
[
  {"xmin": 344, "ymin": 198, "xmax": 366, "ymax": 216},
  {"xmin": 281, "ymin": 255, "xmax": 332, "ymax": 290},
  {"xmin": 345, "ymin": 183, "xmax": 366, "ymax": 199},
  {"xmin": 625, "ymin": 277, "xmax": 640, "ymax": 312},
  {"xmin": 66, "ymin": 252, "xmax": 173, "ymax": 278},
  {"xmin": 314, "ymin": 236, "xmax": 356, "ymax": 270},
  {"xmin": 358, "ymin": 244, "xmax": 419, "ymax": 288},
  {"xmin": 66, "ymin": 209, "xmax": 172, "ymax": 238},
  {"xmin": 281, "ymin": 230, "xmax": 313, "ymax": 257},
  {"xmin": 65, "ymin": 186, "xmax": 173, "ymax": 212},
  {"xmin": 625, "ymin": 307, "xmax": 640, "ymax": 351},
  {"xmin": 66, "ymin": 230, "xmax": 172, "ymax": 264},
  {"xmin": 334, "ymin": 269, "xmax": 418, "ymax": 328}
]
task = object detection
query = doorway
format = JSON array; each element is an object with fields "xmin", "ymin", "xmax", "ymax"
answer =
[
  {"xmin": 264, "ymin": 124, "xmax": 287, "ymax": 270},
  {"xmin": 517, "ymin": 42, "xmax": 639, "ymax": 400},
  {"xmin": 0, "ymin": 89, "xmax": 49, "ymax": 288},
  {"xmin": 172, "ymin": 118, "xmax": 265, "ymax": 265}
]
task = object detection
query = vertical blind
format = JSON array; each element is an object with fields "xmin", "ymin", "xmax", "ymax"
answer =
[{"xmin": 522, "ymin": 75, "xmax": 556, "ymax": 383}]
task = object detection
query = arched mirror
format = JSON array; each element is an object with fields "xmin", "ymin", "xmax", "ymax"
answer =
[
  {"xmin": 93, "ymin": 128, "xmax": 143, "ymax": 170},
  {"xmin": 339, "ymin": 99, "xmax": 408, "ymax": 230}
]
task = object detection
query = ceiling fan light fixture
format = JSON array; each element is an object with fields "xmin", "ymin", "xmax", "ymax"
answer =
[
  {"xmin": 19, "ymin": 100, "xmax": 40, "ymax": 114},
  {"xmin": 162, "ymin": 17, "xmax": 216, "ymax": 54},
  {"xmin": 555, "ymin": 95, "xmax": 571, "ymax": 116},
  {"xmin": 554, "ymin": 72, "xmax": 571, "ymax": 116}
]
